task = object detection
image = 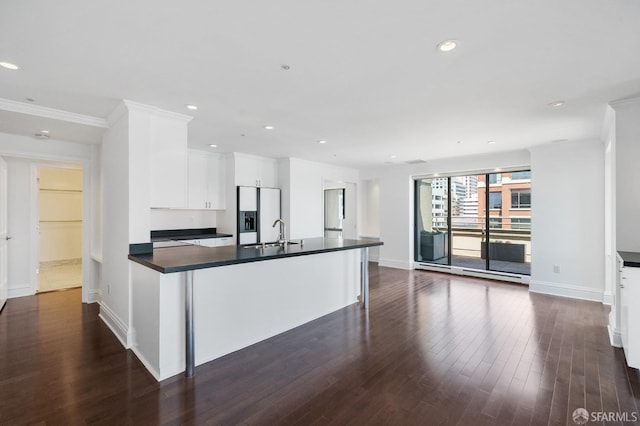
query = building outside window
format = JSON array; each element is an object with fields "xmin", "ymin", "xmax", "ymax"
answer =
[
  {"xmin": 511, "ymin": 189, "xmax": 531, "ymax": 208},
  {"xmin": 510, "ymin": 171, "xmax": 531, "ymax": 180},
  {"xmin": 489, "ymin": 192, "xmax": 502, "ymax": 209}
]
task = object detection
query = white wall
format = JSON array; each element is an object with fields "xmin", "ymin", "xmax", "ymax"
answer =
[
  {"xmin": 612, "ymin": 98, "xmax": 640, "ymax": 252},
  {"xmin": 529, "ymin": 140, "xmax": 605, "ymax": 301},
  {"xmin": 5, "ymin": 158, "xmax": 32, "ymax": 297},
  {"xmin": 361, "ymin": 150, "xmax": 531, "ymax": 270},
  {"xmin": 280, "ymin": 158, "xmax": 359, "ymax": 240},
  {"xmin": 100, "ymin": 107, "xmax": 131, "ymax": 344},
  {"xmin": 99, "ymin": 102, "xmax": 192, "ymax": 347},
  {"xmin": 358, "ymin": 179, "xmax": 380, "ymax": 238}
]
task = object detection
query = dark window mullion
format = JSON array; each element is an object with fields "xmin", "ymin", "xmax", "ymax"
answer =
[
  {"xmin": 447, "ymin": 176, "xmax": 452, "ymax": 266},
  {"xmin": 485, "ymin": 174, "xmax": 490, "ymax": 271}
]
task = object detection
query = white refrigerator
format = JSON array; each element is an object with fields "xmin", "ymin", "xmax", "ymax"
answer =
[
  {"xmin": 237, "ymin": 186, "xmax": 281, "ymax": 244},
  {"xmin": 258, "ymin": 187, "xmax": 281, "ymax": 243}
]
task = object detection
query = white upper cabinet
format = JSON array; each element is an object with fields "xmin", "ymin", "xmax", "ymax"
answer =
[
  {"xmin": 149, "ymin": 115, "xmax": 189, "ymax": 208},
  {"xmin": 187, "ymin": 150, "xmax": 226, "ymax": 210},
  {"xmin": 234, "ymin": 153, "xmax": 278, "ymax": 188}
]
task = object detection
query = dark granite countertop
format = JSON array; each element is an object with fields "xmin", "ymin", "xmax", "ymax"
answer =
[
  {"xmin": 150, "ymin": 228, "xmax": 232, "ymax": 242},
  {"xmin": 619, "ymin": 251, "xmax": 640, "ymax": 268},
  {"xmin": 129, "ymin": 237, "xmax": 383, "ymax": 273}
]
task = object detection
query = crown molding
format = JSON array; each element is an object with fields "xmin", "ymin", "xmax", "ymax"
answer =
[
  {"xmin": 609, "ymin": 96, "xmax": 640, "ymax": 109},
  {"xmin": 0, "ymin": 98, "xmax": 109, "ymax": 128},
  {"xmin": 122, "ymin": 99, "xmax": 193, "ymax": 123}
]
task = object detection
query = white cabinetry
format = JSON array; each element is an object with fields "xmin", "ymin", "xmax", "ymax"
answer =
[
  {"xmin": 182, "ymin": 237, "xmax": 233, "ymax": 247},
  {"xmin": 187, "ymin": 150, "xmax": 225, "ymax": 210},
  {"xmin": 620, "ymin": 265, "xmax": 640, "ymax": 369},
  {"xmin": 235, "ymin": 154, "xmax": 277, "ymax": 187},
  {"xmin": 150, "ymin": 116, "xmax": 189, "ymax": 208}
]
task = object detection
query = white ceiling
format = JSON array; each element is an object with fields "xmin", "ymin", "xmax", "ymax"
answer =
[{"xmin": 1, "ymin": 0, "xmax": 639, "ymax": 168}]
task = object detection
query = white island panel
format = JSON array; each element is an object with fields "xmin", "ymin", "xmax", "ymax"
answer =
[{"xmin": 132, "ymin": 248, "xmax": 361, "ymax": 380}]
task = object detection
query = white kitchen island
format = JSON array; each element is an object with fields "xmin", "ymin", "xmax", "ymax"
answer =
[{"xmin": 128, "ymin": 238, "xmax": 382, "ymax": 381}]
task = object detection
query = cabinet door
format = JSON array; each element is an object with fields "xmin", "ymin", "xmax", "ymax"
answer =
[
  {"xmin": 234, "ymin": 155, "xmax": 277, "ymax": 187},
  {"xmin": 258, "ymin": 158, "xmax": 278, "ymax": 187},
  {"xmin": 198, "ymin": 238, "xmax": 218, "ymax": 247},
  {"xmin": 187, "ymin": 150, "xmax": 226, "ymax": 210},
  {"xmin": 621, "ymin": 267, "xmax": 640, "ymax": 368},
  {"xmin": 208, "ymin": 154, "xmax": 226, "ymax": 209},
  {"xmin": 150, "ymin": 116, "xmax": 188, "ymax": 208},
  {"xmin": 215, "ymin": 237, "xmax": 233, "ymax": 247},
  {"xmin": 187, "ymin": 151, "xmax": 209, "ymax": 209}
]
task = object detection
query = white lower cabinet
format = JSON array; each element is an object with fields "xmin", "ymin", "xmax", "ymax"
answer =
[
  {"xmin": 182, "ymin": 237, "xmax": 233, "ymax": 247},
  {"xmin": 215, "ymin": 237, "xmax": 233, "ymax": 247},
  {"xmin": 620, "ymin": 265, "xmax": 640, "ymax": 369}
]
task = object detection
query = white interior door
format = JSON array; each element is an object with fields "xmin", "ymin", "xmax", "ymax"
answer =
[{"xmin": 0, "ymin": 156, "xmax": 8, "ymax": 312}]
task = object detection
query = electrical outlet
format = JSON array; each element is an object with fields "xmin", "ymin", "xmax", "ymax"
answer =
[{"xmin": 553, "ymin": 265, "xmax": 560, "ymax": 273}]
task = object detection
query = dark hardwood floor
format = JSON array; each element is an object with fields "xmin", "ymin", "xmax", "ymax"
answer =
[{"xmin": 1, "ymin": 265, "xmax": 639, "ymax": 425}]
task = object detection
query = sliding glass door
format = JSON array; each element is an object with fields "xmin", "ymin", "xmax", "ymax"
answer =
[
  {"xmin": 415, "ymin": 171, "xmax": 531, "ymax": 275},
  {"xmin": 415, "ymin": 177, "xmax": 449, "ymax": 265}
]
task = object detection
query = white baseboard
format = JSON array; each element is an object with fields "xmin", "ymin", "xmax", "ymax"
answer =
[
  {"xmin": 602, "ymin": 291, "xmax": 614, "ymax": 306},
  {"xmin": 608, "ymin": 324, "xmax": 622, "ymax": 348},
  {"xmin": 414, "ymin": 263, "xmax": 529, "ymax": 285},
  {"xmin": 84, "ymin": 288, "xmax": 101, "ymax": 304},
  {"xmin": 529, "ymin": 280, "xmax": 603, "ymax": 303},
  {"xmin": 129, "ymin": 340, "xmax": 161, "ymax": 381},
  {"xmin": 8, "ymin": 284, "xmax": 35, "ymax": 299},
  {"xmin": 378, "ymin": 258, "xmax": 412, "ymax": 270},
  {"xmin": 98, "ymin": 302, "xmax": 131, "ymax": 349}
]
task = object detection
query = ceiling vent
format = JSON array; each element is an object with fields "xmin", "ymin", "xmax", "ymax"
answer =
[{"xmin": 405, "ymin": 159, "xmax": 426, "ymax": 165}]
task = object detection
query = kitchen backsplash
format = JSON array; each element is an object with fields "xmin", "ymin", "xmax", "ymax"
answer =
[{"xmin": 150, "ymin": 209, "xmax": 216, "ymax": 230}]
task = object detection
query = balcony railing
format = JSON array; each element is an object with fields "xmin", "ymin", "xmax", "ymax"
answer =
[{"xmin": 420, "ymin": 215, "xmax": 531, "ymax": 274}]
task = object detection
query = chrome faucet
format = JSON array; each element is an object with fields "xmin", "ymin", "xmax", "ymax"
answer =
[{"xmin": 272, "ymin": 219, "xmax": 286, "ymax": 244}]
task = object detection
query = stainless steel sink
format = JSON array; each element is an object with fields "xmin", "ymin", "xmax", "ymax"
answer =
[{"xmin": 243, "ymin": 241, "xmax": 300, "ymax": 249}]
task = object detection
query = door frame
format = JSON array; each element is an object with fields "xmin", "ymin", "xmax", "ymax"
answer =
[
  {"xmin": 32, "ymin": 162, "xmax": 85, "ymax": 297},
  {"xmin": 0, "ymin": 148, "xmax": 94, "ymax": 304},
  {"xmin": 0, "ymin": 156, "xmax": 7, "ymax": 312}
]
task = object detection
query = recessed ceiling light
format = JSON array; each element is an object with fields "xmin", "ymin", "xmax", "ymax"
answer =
[
  {"xmin": 40, "ymin": 130, "xmax": 49, "ymax": 134},
  {"xmin": 437, "ymin": 40, "xmax": 458, "ymax": 52},
  {"xmin": 390, "ymin": 155, "xmax": 397, "ymax": 159},
  {"xmin": 487, "ymin": 140, "xmax": 496, "ymax": 145},
  {"xmin": 0, "ymin": 61, "xmax": 20, "ymax": 70},
  {"xmin": 185, "ymin": 104, "xmax": 198, "ymax": 110},
  {"xmin": 548, "ymin": 101, "xmax": 565, "ymax": 108},
  {"xmin": 209, "ymin": 144, "xmax": 217, "ymax": 148},
  {"xmin": 318, "ymin": 140, "xmax": 327, "ymax": 144},
  {"xmin": 264, "ymin": 125, "xmax": 274, "ymax": 130}
]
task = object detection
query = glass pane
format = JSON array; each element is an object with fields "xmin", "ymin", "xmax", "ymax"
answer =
[
  {"xmin": 487, "ymin": 171, "xmax": 531, "ymax": 275},
  {"xmin": 450, "ymin": 175, "xmax": 484, "ymax": 270},
  {"xmin": 489, "ymin": 192, "xmax": 502, "ymax": 209},
  {"xmin": 415, "ymin": 178, "xmax": 449, "ymax": 265}
]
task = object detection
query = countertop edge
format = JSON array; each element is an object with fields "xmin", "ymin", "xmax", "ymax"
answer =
[
  {"xmin": 129, "ymin": 240, "xmax": 383, "ymax": 274},
  {"xmin": 619, "ymin": 251, "xmax": 640, "ymax": 268}
]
